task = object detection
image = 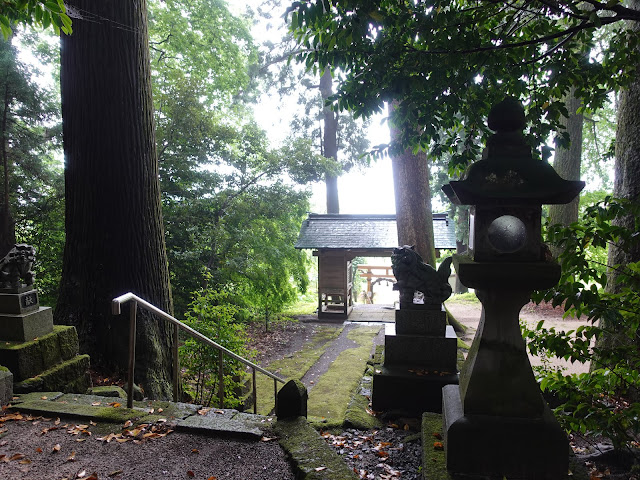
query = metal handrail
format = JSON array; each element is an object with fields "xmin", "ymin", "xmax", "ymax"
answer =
[{"xmin": 111, "ymin": 292, "xmax": 286, "ymax": 411}]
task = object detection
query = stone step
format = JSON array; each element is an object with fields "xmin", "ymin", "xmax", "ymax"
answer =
[
  {"xmin": 10, "ymin": 391, "xmax": 271, "ymax": 440},
  {"xmin": 0, "ymin": 325, "xmax": 79, "ymax": 381},
  {"xmin": 13, "ymin": 354, "xmax": 91, "ymax": 394}
]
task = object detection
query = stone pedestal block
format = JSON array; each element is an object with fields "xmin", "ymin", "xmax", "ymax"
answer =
[
  {"xmin": 0, "ymin": 325, "xmax": 79, "ymax": 381},
  {"xmin": 372, "ymin": 366, "xmax": 458, "ymax": 414},
  {"xmin": 443, "ymin": 385, "xmax": 569, "ymax": 480},
  {"xmin": 383, "ymin": 323, "xmax": 457, "ymax": 372},
  {"xmin": 0, "ymin": 290, "xmax": 39, "ymax": 314},
  {"xmin": 0, "ymin": 368, "xmax": 13, "ymax": 406},
  {"xmin": 372, "ymin": 307, "xmax": 459, "ymax": 414},
  {"xmin": 0, "ymin": 307, "xmax": 53, "ymax": 342},
  {"xmin": 395, "ymin": 307, "xmax": 446, "ymax": 336}
]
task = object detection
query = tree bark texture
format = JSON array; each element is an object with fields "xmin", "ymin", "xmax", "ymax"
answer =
[
  {"xmin": 389, "ymin": 103, "xmax": 436, "ymax": 266},
  {"xmin": 595, "ymin": 0, "xmax": 640, "ymax": 371},
  {"xmin": 320, "ymin": 69, "xmax": 339, "ymax": 214},
  {"xmin": 548, "ymin": 88, "xmax": 583, "ymax": 236},
  {"xmin": 0, "ymin": 70, "xmax": 16, "ymax": 259},
  {"xmin": 56, "ymin": 0, "xmax": 175, "ymax": 399}
]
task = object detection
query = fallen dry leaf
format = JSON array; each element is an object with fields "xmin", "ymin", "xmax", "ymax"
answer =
[
  {"xmin": 314, "ymin": 466, "xmax": 327, "ymax": 472},
  {"xmin": 9, "ymin": 453, "xmax": 26, "ymax": 461},
  {"xmin": 192, "ymin": 449, "xmax": 199, "ymax": 454},
  {"xmin": 108, "ymin": 469, "xmax": 123, "ymax": 477},
  {"xmin": 18, "ymin": 458, "xmax": 32, "ymax": 464},
  {"xmin": 207, "ymin": 477, "xmax": 217, "ymax": 480},
  {"xmin": 261, "ymin": 436, "xmax": 276, "ymax": 442},
  {"xmin": 66, "ymin": 451, "xmax": 76, "ymax": 462},
  {"xmin": 187, "ymin": 470, "xmax": 195, "ymax": 477},
  {"xmin": 35, "ymin": 447, "xmax": 43, "ymax": 453},
  {"xmin": 108, "ymin": 402, "xmax": 122, "ymax": 408},
  {"xmin": 91, "ymin": 402, "xmax": 101, "ymax": 406},
  {"xmin": 52, "ymin": 443, "xmax": 61, "ymax": 453},
  {"xmin": 433, "ymin": 441, "xmax": 444, "ymax": 450}
]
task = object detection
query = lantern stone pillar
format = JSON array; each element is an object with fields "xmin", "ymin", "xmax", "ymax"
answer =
[{"xmin": 441, "ymin": 98, "xmax": 584, "ymax": 479}]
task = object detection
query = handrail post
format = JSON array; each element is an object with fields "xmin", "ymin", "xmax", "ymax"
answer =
[
  {"xmin": 252, "ymin": 368, "xmax": 257, "ymax": 414},
  {"xmin": 173, "ymin": 324, "xmax": 179, "ymax": 402},
  {"xmin": 127, "ymin": 300, "xmax": 137, "ymax": 409},
  {"xmin": 218, "ymin": 349, "xmax": 224, "ymax": 408},
  {"xmin": 274, "ymin": 378, "xmax": 278, "ymax": 413}
]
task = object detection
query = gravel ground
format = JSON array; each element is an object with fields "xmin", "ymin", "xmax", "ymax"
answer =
[
  {"xmin": 0, "ymin": 413, "xmax": 295, "ymax": 480},
  {"xmin": 322, "ymin": 422, "xmax": 423, "ymax": 480}
]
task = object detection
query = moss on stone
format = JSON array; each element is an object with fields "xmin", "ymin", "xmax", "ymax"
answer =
[
  {"xmin": 0, "ymin": 326, "xmax": 79, "ymax": 381},
  {"xmin": 275, "ymin": 416, "xmax": 358, "ymax": 480},
  {"xmin": 56, "ymin": 326, "xmax": 79, "ymax": 360},
  {"xmin": 343, "ymin": 384, "xmax": 381, "ymax": 430},
  {"xmin": 421, "ymin": 412, "xmax": 450, "ymax": 480},
  {"xmin": 14, "ymin": 354, "xmax": 90, "ymax": 394},
  {"xmin": 307, "ymin": 327, "xmax": 380, "ymax": 423},
  {"xmin": 87, "ymin": 386, "xmax": 127, "ymax": 398},
  {"xmin": 0, "ymin": 365, "xmax": 9, "ymax": 372},
  {"xmin": 254, "ymin": 325, "xmax": 344, "ymax": 415}
]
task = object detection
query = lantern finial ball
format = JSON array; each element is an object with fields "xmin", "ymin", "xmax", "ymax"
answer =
[{"xmin": 487, "ymin": 97, "xmax": 526, "ymax": 133}]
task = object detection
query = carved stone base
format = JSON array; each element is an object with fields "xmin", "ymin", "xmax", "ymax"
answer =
[
  {"xmin": 0, "ymin": 290, "xmax": 39, "ymax": 314},
  {"xmin": 0, "ymin": 307, "xmax": 53, "ymax": 342},
  {"xmin": 443, "ymin": 385, "xmax": 569, "ymax": 479}
]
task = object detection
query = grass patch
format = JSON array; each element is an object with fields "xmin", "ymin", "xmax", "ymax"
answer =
[
  {"xmin": 445, "ymin": 292, "xmax": 479, "ymax": 305},
  {"xmin": 282, "ymin": 292, "xmax": 317, "ymax": 315},
  {"xmin": 307, "ymin": 326, "xmax": 381, "ymax": 425},
  {"xmin": 253, "ymin": 325, "xmax": 343, "ymax": 415}
]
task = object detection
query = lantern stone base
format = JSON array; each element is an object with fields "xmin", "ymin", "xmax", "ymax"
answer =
[
  {"xmin": 443, "ymin": 384, "xmax": 569, "ymax": 479},
  {"xmin": 372, "ymin": 308, "xmax": 459, "ymax": 414}
]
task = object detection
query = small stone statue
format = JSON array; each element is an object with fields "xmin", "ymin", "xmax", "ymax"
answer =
[
  {"xmin": 391, "ymin": 245, "xmax": 452, "ymax": 307},
  {"xmin": 0, "ymin": 244, "xmax": 36, "ymax": 290}
]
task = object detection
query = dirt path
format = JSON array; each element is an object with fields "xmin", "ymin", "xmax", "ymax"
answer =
[{"xmin": 445, "ymin": 298, "xmax": 591, "ymax": 375}]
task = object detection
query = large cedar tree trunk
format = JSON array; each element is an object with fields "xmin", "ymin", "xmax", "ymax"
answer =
[
  {"xmin": 56, "ymin": 0, "xmax": 175, "ymax": 399},
  {"xmin": 0, "ymin": 68, "xmax": 16, "ymax": 259},
  {"xmin": 594, "ymin": 1, "xmax": 640, "ymax": 375},
  {"xmin": 389, "ymin": 103, "xmax": 436, "ymax": 266},
  {"xmin": 548, "ymin": 89, "xmax": 583, "ymax": 251},
  {"xmin": 320, "ymin": 69, "xmax": 339, "ymax": 214}
]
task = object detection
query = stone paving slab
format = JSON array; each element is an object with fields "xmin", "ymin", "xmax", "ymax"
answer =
[
  {"xmin": 176, "ymin": 408, "xmax": 271, "ymax": 439},
  {"xmin": 8, "ymin": 392, "xmax": 267, "ymax": 440}
]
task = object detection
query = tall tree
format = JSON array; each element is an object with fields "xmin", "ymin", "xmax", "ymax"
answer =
[
  {"xmin": 598, "ymin": 0, "xmax": 640, "ymax": 357},
  {"xmin": 56, "ymin": 0, "xmax": 175, "ymax": 399},
  {"xmin": 389, "ymin": 103, "xmax": 436, "ymax": 265},
  {"xmin": 0, "ymin": 33, "xmax": 62, "ymax": 263},
  {"xmin": 548, "ymin": 88, "xmax": 584, "ymax": 236},
  {"xmin": 320, "ymin": 69, "xmax": 340, "ymax": 213}
]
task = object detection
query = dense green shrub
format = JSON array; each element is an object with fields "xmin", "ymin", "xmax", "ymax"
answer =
[
  {"xmin": 525, "ymin": 197, "xmax": 640, "ymax": 449},
  {"xmin": 179, "ymin": 285, "xmax": 255, "ymax": 408}
]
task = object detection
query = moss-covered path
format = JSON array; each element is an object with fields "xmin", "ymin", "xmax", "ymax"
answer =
[{"xmin": 255, "ymin": 321, "xmax": 383, "ymax": 426}]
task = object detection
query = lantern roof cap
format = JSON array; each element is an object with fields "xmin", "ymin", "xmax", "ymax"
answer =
[{"xmin": 442, "ymin": 98, "xmax": 585, "ymax": 205}]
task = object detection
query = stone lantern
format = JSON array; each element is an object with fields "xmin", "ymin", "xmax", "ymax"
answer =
[{"xmin": 441, "ymin": 98, "xmax": 584, "ymax": 479}]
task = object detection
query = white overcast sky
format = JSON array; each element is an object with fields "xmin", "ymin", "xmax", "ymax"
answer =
[{"xmin": 237, "ymin": 0, "xmax": 397, "ymax": 215}]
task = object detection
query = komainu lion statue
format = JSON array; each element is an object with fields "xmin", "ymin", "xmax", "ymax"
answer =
[
  {"xmin": 391, "ymin": 245, "xmax": 452, "ymax": 307},
  {"xmin": 0, "ymin": 244, "xmax": 36, "ymax": 289}
]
